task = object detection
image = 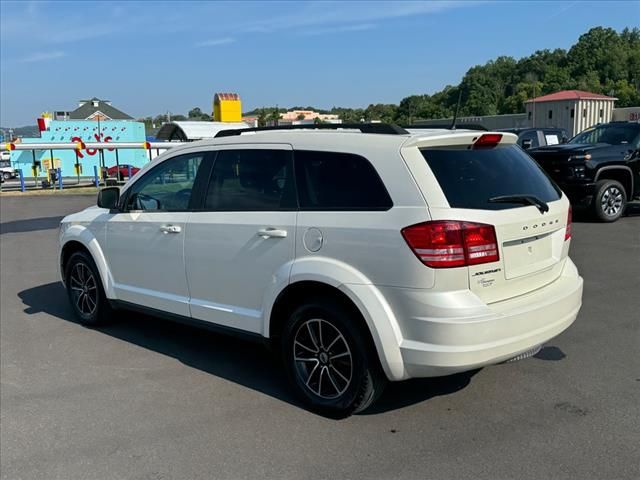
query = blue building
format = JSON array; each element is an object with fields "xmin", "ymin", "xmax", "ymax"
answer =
[{"xmin": 12, "ymin": 120, "xmax": 148, "ymax": 176}]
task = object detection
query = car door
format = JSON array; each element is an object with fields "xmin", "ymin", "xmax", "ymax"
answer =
[
  {"xmin": 185, "ymin": 145, "xmax": 296, "ymax": 334},
  {"xmin": 105, "ymin": 151, "xmax": 210, "ymax": 316}
]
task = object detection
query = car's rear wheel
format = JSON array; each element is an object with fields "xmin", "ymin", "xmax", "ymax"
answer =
[
  {"xmin": 2, "ymin": 172, "xmax": 10, "ymax": 180},
  {"xmin": 282, "ymin": 299, "xmax": 386, "ymax": 417},
  {"xmin": 593, "ymin": 179, "xmax": 626, "ymax": 222},
  {"xmin": 64, "ymin": 251, "xmax": 112, "ymax": 326}
]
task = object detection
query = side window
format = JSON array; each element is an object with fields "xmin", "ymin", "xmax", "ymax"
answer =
[
  {"xmin": 295, "ymin": 150, "xmax": 392, "ymax": 210},
  {"xmin": 127, "ymin": 153, "xmax": 204, "ymax": 211},
  {"xmin": 204, "ymin": 149, "xmax": 295, "ymax": 211},
  {"xmin": 519, "ymin": 131, "xmax": 539, "ymax": 148}
]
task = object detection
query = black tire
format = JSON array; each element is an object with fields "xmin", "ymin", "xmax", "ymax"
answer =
[
  {"xmin": 593, "ymin": 179, "xmax": 627, "ymax": 222},
  {"xmin": 282, "ymin": 299, "xmax": 386, "ymax": 417},
  {"xmin": 64, "ymin": 251, "xmax": 112, "ymax": 326},
  {"xmin": 2, "ymin": 172, "xmax": 10, "ymax": 180}
]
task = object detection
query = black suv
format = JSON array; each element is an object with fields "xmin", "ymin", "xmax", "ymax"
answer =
[
  {"xmin": 528, "ymin": 122, "xmax": 640, "ymax": 222},
  {"xmin": 499, "ymin": 127, "xmax": 568, "ymax": 150}
]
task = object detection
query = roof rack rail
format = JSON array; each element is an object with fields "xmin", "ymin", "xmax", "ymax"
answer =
[
  {"xmin": 214, "ymin": 123, "xmax": 409, "ymax": 138},
  {"xmin": 405, "ymin": 124, "xmax": 488, "ymax": 131}
]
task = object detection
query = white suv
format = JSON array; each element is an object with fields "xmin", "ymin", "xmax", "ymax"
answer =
[{"xmin": 58, "ymin": 125, "xmax": 583, "ymax": 415}]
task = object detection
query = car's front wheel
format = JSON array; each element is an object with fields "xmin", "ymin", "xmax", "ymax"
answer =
[
  {"xmin": 593, "ymin": 179, "xmax": 626, "ymax": 222},
  {"xmin": 282, "ymin": 299, "xmax": 386, "ymax": 417},
  {"xmin": 64, "ymin": 251, "xmax": 112, "ymax": 326},
  {"xmin": 2, "ymin": 172, "xmax": 10, "ymax": 180}
]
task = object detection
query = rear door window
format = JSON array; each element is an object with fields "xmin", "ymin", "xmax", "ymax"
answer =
[
  {"xmin": 203, "ymin": 149, "xmax": 295, "ymax": 211},
  {"xmin": 295, "ymin": 150, "xmax": 392, "ymax": 210},
  {"xmin": 421, "ymin": 145, "xmax": 561, "ymax": 210}
]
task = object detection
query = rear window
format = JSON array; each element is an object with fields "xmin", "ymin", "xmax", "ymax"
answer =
[{"xmin": 421, "ymin": 145, "xmax": 561, "ymax": 210}]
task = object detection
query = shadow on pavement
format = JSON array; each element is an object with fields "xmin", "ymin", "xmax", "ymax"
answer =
[
  {"xmin": 18, "ymin": 282, "xmax": 477, "ymax": 417},
  {"xmin": 0, "ymin": 215, "xmax": 64, "ymax": 235}
]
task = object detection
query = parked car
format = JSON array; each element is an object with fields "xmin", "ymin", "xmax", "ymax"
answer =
[
  {"xmin": 528, "ymin": 122, "xmax": 640, "ymax": 221},
  {"xmin": 498, "ymin": 127, "xmax": 568, "ymax": 150},
  {"xmin": 58, "ymin": 125, "xmax": 583, "ymax": 415},
  {"xmin": 106, "ymin": 164, "xmax": 140, "ymax": 180},
  {"xmin": 0, "ymin": 153, "xmax": 17, "ymax": 180}
]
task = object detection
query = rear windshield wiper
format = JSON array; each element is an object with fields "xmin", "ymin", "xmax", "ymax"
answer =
[{"xmin": 488, "ymin": 195, "xmax": 549, "ymax": 213}]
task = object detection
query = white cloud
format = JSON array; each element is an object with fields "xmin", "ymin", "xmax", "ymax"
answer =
[
  {"xmin": 303, "ymin": 23, "xmax": 377, "ymax": 36},
  {"xmin": 237, "ymin": 0, "xmax": 474, "ymax": 34},
  {"xmin": 19, "ymin": 51, "xmax": 67, "ymax": 63},
  {"xmin": 194, "ymin": 37, "xmax": 236, "ymax": 48}
]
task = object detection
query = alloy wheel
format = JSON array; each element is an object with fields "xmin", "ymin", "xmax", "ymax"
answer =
[
  {"xmin": 601, "ymin": 186, "xmax": 623, "ymax": 216},
  {"xmin": 293, "ymin": 318, "xmax": 353, "ymax": 399},
  {"xmin": 69, "ymin": 263, "xmax": 98, "ymax": 316}
]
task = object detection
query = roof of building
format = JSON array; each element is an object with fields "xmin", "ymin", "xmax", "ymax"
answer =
[
  {"xmin": 69, "ymin": 97, "xmax": 133, "ymax": 120},
  {"xmin": 214, "ymin": 93, "xmax": 240, "ymax": 102},
  {"xmin": 525, "ymin": 90, "xmax": 617, "ymax": 103},
  {"xmin": 155, "ymin": 121, "xmax": 251, "ymax": 141}
]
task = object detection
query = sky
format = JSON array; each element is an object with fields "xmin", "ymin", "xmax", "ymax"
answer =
[{"xmin": 0, "ymin": 0, "xmax": 636, "ymax": 126}]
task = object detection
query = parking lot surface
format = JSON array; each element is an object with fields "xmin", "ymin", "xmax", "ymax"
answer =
[{"xmin": 1, "ymin": 195, "xmax": 639, "ymax": 480}]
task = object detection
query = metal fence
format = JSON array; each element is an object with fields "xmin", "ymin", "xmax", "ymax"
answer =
[{"xmin": 1, "ymin": 141, "xmax": 186, "ymax": 192}]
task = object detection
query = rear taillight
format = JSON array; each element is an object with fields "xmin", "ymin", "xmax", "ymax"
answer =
[
  {"xmin": 401, "ymin": 221, "xmax": 499, "ymax": 268},
  {"xmin": 565, "ymin": 206, "xmax": 572, "ymax": 241}
]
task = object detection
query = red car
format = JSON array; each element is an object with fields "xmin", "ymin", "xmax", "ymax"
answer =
[{"xmin": 106, "ymin": 164, "xmax": 140, "ymax": 179}]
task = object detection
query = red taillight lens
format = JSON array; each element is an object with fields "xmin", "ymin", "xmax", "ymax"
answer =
[
  {"xmin": 565, "ymin": 206, "xmax": 572, "ymax": 241},
  {"xmin": 401, "ymin": 221, "xmax": 499, "ymax": 268},
  {"xmin": 472, "ymin": 133, "xmax": 502, "ymax": 149}
]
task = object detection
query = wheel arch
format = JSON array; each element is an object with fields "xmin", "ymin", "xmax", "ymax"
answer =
[
  {"xmin": 60, "ymin": 226, "xmax": 115, "ymax": 298},
  {"xmin": 267, "ymin": 271, "xmax": 406, "ymax": 381},
  {"xmin": 595, "ymin": 166, "xmax": 634, "ymax": 199}
]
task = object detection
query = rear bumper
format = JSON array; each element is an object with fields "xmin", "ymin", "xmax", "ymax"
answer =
[{"xmin": 378, "ymin": 259, "xmax": 583, "ymax": 379}]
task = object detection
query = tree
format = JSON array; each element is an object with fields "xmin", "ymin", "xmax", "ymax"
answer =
[{"xmin": 188, "ymin": 107, "xmax": 203, "ymax": 118}]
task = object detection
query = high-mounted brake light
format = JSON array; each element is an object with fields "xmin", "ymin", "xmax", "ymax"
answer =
[
  {"xmin": 565, "ymin": 206, "xmax": 572, "ymax": 241},
  {"xmin": 401, "ymin": 221, "xmax": 499, "ymax": 268},
  {"xmin": 472, "ymin": 133, "xmax": 502, "ymax": 149}
]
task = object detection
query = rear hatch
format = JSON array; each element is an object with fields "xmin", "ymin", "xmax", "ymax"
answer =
[{"xmin": 407, "ymin": 134, "xmax": 571, "ymax": 304}]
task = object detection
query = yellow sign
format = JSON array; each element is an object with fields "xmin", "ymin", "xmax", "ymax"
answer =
[
  {"xmin": 42, "ymin": 158, "xmax": 62, "ymax": 170},
  {"xmin": 74, "ymin": 163, "xmax": 83, "ymax": 175}
]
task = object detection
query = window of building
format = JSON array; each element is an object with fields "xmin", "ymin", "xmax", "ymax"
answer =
[
  {"xmin": 204, "ymin": 149, "xmax": 295, "ymax": 211},
  {"xmin": 295, "ymin": 151, "xmax": 392, "ymax": 210},
  {"xmin": 528, "ymin": 111, "xmax": 532, "ymax": 120},
  {"xmin": 570, "ymin": 108, "xmax": 575, "ymax": 118},
  {"xmin": 583, "ymin": 108, "xmax": 587, "ymax": 118},
  {"xmin": 599, "ymin": 109, "xmax": 604, "ymax": 118},
  {"xmin": 548, "ymin": 110, "xmax": 553, "ymax": 120}
]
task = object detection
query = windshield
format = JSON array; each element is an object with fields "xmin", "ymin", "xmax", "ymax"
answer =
[
  {"xmin": 569, "ymin": 124, "xmax": 640, "ymax": 145},
  {"xmin": 421, "ymin": 145, "xmax": 561, "ymax": 210}
]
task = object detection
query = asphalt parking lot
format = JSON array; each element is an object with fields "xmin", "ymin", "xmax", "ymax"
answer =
[{"xmin": 1, "ymin": 195, "xmax": 639, "ymax": 480}]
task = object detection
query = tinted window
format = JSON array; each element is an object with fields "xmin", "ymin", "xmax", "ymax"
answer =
[
  {"xmin": 569, "ymin": 123, "xmax": 640, "ymax": 145},
  {"xmin": 295, "ymin": 151, "xmax": 392, "ymax": 210},
  {"xmin": 518, "ymin": 131, "xmax": 539, "ymax": 148},
  {"xmin": 127, "ymin": 153, "xmax": 204, "ymax": 211},
  {"xmin": 421, "ymin": 145, "xmax": 561, "ymax": 210},
  {"xmin": 204, "ymin": 149, "xmax": 295, "ymax": 211}
]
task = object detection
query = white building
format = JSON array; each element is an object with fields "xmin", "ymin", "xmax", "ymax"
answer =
[{"xmin": 525, "ymin": 90, "xmax": 617, "ymax": 137}]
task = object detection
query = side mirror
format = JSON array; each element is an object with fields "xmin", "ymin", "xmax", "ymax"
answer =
[
  {"xmin": 522, "ymin": 139, "xmax": 533, "ymax": 150},
  {"xmin": 97, "ymin": 187, "xmax": 120, "ymax": 209}
]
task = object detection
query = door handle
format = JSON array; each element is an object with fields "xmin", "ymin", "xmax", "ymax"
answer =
[
  {"xmin": 159, "ymin": 225, "xmax": 182, "ymax": 234},
  {"xmin": 257, "ymin": 228, "xmax": 287, "ymax": 239}
]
